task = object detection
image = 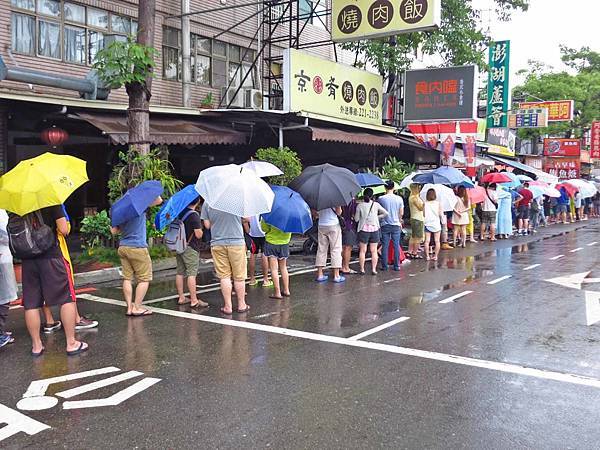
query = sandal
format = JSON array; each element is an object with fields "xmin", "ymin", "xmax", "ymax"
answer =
[
  {"xmin": 66, "ymin": 342, "xmax": 88, "ymax": 356},
  {"xmin": 269, "ymin": 295, "xmax": 284, "ymax": 300},
  {"xmin": 131, "ymin": 309, "xmax": 153, "ymax": 317},
  {"xmin": 190, "ymin": 301, "xmax": 209, "ymax": 309},
  {"xmin": 237, "ymin": 305, "xmax": 251, "ymax": 313},
  {"xmin": 31, "ymin": 347, "xmax": 45, "ymax": 357},
  {"xmin": 248, "ymin": 280, "xmax": 259, "ymax": 286},
  {"xmin": 316, "ymin": 275, "xmax": 329, "ymax": 282},
  {"xmin": 220, "ymin": 307, "xmax": 233, "ymax": 315}
]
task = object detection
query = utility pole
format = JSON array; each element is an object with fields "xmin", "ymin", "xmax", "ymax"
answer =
[
  {"xmin": 127, "ymin": 0, "xmax": 156, "ymax": 155},
  {"xmin": 181, "ymin": 0, "xmax": 191, "ymax": 107}
]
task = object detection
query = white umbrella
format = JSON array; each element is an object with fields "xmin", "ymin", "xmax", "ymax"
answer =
[
  {"xmin": 517, "ymin": 174, "xmax": 533, "ymax": 182},
  {"xmin": 565, "ymin": 179, "xmax": 597, "ymax": 198},
  {"xmin": 543, "ymin": 186, "xmax": 561, "ymax": 198},
  {"xmin": 420, "ymin": 183, "xmax": 458, "ymax": 212},
  {"xmin": 400, "ymin": 171, "xmax": 425, "ymax": 189},
  {"xmin": 195, "ymin": 164, "xmax": 274, "ymax": 217},
  {"xmin": 240, "ymin": 160, "xmax": 283, "ymax": 178}
]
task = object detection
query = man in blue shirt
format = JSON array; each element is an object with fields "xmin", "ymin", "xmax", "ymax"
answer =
[
  {"xmin": 377, "ymin": 181, "xmax": 404, "ymax": 271},
  {"xmin": 557, "ymin": 187, "xmax": 570, "ymax": 224}
]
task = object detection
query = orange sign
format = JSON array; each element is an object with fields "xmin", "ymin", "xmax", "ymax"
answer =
[{"xmin": 518, "ymin": 100, "xmax": 574, "ymax": 122}]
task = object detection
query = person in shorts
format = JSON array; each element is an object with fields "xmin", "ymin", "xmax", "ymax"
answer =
[
  {"xmin": 556, "ymin": 187, "xmax": 570, "ymax": 224},
  {"xmin": 480, "ymin": 183, "xmax": 498, "ymax": 241},
  {"xmin": 261, "ymin": 220, "xmax": 292, "ymax": 299},
  {"xmin": 175, "ymin": 197, "xmax": 208, "ymax": 309},
  {"xmin": 201, "ymin": 203, "xmax": 249, "ymax": 315},
  {"xmin": 341, "ymin": 198, "xmax": 358, "ymax": 275},
  {"xmin": 408, "ymin": 184, "xmax": 425, "ymax": 258},
  {"xmin": 354, "ymin": 188, "xmax": 388, "ymax": 275},
  {"xmin": 0, "ymin": 209, "xmax": 17, "ymax": 349},
  {"xmin": 112, "ymin": 195, "xmax": 163, "ymax": 317},
  {"xmin": 245, "ymin": 215, "xmax": 271, "ymax": 287},
  {"xmin": 19, "ymin": 206, "xmax": 87, "ymax": 356},
  {"xmin": 517, "ymin": 182, "xmax": 533, "ymax": 235}
]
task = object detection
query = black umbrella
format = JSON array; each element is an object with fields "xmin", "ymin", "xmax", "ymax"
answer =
[{"xmin": 289, "ymin": 163, "xmax": 361, "ymax": 210}]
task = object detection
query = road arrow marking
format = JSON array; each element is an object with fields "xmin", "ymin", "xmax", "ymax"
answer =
[
  {"xmin": 0, "ymin": 404, "xmax": 49, "ymax": 442},
  {"xmin": 62, "ymin": 377, "xmax": 161, "ymax": 410},
  {"xmin": 545, "ymin": 272, "xmax": 591, "ymax": 291},
  {"xmin": 585, "ymin": 291, "xmax": 600, "ymax": 326},
  {"xmin": 56, "ymin": 371, "xmax": 144, "ymax": 399},
  {"xmin": 22, "ymin": 367, "xmax": 121, "ymax": 399}
]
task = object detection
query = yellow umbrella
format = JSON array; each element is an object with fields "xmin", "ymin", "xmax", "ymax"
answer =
[{"xmin": 0, "ymin": 152, "xmax": 88, "ymax": 216}]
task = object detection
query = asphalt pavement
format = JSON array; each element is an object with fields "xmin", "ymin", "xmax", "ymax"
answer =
[{"xmin": 2, "ymin": 221, "xmax": 600, "ymax": 449}]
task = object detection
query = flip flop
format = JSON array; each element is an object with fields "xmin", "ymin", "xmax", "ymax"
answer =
[
  {"xmin": 316, "ymin": 275, "xmax": 329, "ymax": 282},
  {"xmin": 248, "ymin": 280, "xmax": 259, "ymax": 286},
  {"xmin": 237, "ymin": 306, "xmax": 251, "ymax": 313},
  {"xmin": 262, "ymin": 281, "xmax": 274, "ymax": 288},
  {"xmin": 66, "ymin": 342, "xmax": 88, "ymax": 356},
  {"xmin": 332, "ymin": 276, "xmax": 346, "ymax": 283},
  {"xmin": 282, "ymin": 293, "xmax": 291, "ymax": 297},
  {"xmin": 31, "ymin": 347, "xmax": 45, "ymax": 357},
  {"xmin": 131, "ymin": 309, "xmax": 153, "ymax": 317},
  {"xmin": 269, "ymin": 295, "xmax": 284, "ymax": 300},
  {"xmin": 220, "ymin": 307, "xmax": 233, "ymax": 315},
  {"xmin": 190, "ymin": 301, "xmax": 209, "ymax": 309},
  {"xmin": 177, "ymin": 300, "xmax": 191, "ymax": 305}
]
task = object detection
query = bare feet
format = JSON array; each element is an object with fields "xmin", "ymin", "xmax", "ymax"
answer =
[
  {"xmin": 177, "ymin": 298, "xmax": 191, "ymax": 305},
  {"xmin": 191, "ymin": 299, "xmax": 209, "ymax": 308}
]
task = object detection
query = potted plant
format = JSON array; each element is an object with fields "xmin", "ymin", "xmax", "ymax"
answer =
[{"xmin": 200, "ymin": 93, "xmax": 214, "ymax": 109}]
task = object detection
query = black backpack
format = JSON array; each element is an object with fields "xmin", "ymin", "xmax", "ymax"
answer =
[{"xmin": 7, "ymin": 211, "xmax": 55, "ymax": 259}]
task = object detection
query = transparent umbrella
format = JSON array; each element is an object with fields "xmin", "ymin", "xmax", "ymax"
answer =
[{"xmin": 419, "ymin": 184, "xmax": 458, "ymax": 211}]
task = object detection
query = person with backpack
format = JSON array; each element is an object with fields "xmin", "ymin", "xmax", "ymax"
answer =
[
  {"xmin": 0, "ymin": 209, "xmax": 17, "ymax": 349},
  {"xmin": 8, "ymin": 206, "xmax": 87, "ymax": 356},
  {"xmin": 170, "ymin": 197, "xmax": 208, "ymax": 308},
  {"xmin": 111, "ymin": 195, "xmax": 163, "ymax": 317}
]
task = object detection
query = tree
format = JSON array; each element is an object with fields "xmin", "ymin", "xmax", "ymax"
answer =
[
  {"xmin": 341, "ymin": 0, "xmax": 529, "ymax": 87},
  {"xmin": 513, "ymin": 47, "xmax": 600, "ymax": 140},
  {"xmin": 254, "ymin": 147, "xmax": 303, "ymax": 186}
]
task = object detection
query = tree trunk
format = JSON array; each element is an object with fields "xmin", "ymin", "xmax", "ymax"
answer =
[{"xmin": 128, "ymin": 0, "xmax": 156, "ymax": 155}]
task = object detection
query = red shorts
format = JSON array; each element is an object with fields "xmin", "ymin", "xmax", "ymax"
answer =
[{"xmin": 22, "ymin": 257, "xmax": 76, "ymax": 310}]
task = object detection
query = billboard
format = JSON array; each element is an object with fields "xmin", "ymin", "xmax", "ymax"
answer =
[
  {"xmin": 403, "ymin": 65, "xmax": 478, "ymax": 122},
  {"xmin": 283, "ymin": 48, "xmax": 383, "ymax": 126},
  {"xmin": 332, "ymin": 0, "xmax": 441, "ymax": 43},
  {"xmin": 543, "ymin": 138, "xmax": 581, "ymax": 157},
  {"xmin": 487, "ymin": 41, "xmax": 510, "ymax": 128},
  {"xmin": 507, "ymin": 108, "xmax": 548, "ymax": 128},
  {"xmin": 518, "ymin": 100, "xmax": 575, "ymax": 122},
  {"xmin": 544, "ymin": 158, "xmax": 580, "ymax": 179},
  {"xmin": 591, "ymin": 121, "xmax": 600, "ymax": 159}
]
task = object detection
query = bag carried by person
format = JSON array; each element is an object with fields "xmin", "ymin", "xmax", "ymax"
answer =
[
  {"xmin": 531, "ymin": 200, "xmax": 540, "ymax": 212},
  {"xmin": 7, "ymin": 211, "xmax": 55, "ymax": 259},
  {"xmin": 164, "ymin": 210, "xmax": 195, "ymax": 254},
  {"xmin": 331, "ymin": 208, "xmax": 345, "ymax": 228}
]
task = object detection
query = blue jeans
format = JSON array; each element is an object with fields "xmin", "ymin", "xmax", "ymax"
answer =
[{"xmin": 380, "ymin": 224, "xmax": 401, "ymax": 269}]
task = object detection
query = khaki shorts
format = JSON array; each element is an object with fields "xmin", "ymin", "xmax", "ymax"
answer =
[
  {"xmin": 118, "ymin": 246, "xmax": 152, "ymax": 282},
  {"xmin": 176, "ymin": 247, "xmax": 200, "ymax": 277},
  {"xmin": 211, "ymin": 245, "xmax": 247, "ymax": 281}
]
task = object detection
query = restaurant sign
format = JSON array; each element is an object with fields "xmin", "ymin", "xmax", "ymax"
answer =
[
  {"xmin": 544, "ymin": 158, "xmax": 580, "ymax": 179},
  {"xmin": 591, "ymin": 121, "xmax": 600, "ymax": 159},
  {"xmin": 543, "ymin": 138, "xmax": 581, "ymax": 157},
  {"xmin": 507, "ymin": 108, "xmax": 548, "ymax": 129},
  {"xmin": 487, "ymin": 40, "xmax": 510, "ymax": 128},
  {"xmin": 283, "ymin": 48, "xmax": 383, "ymax": 126},
  {"xmin": 486, "ymin": 127, "xmax": 516, "ymax": 157},
  {"xmin": 403, "ymin": 65, "xmax": 478, "ymax": 122},
  {"xmin": 518, "ymin": 100, "xmax": 574, "ymax": 122},
  {"xmin": 332, "ymin": 0, "xmax": 441, "ymax": 43}
]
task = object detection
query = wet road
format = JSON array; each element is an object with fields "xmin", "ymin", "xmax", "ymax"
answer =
[{"xmin": 2, "ymin": 221, "xmax": 600, "ymax": 448}]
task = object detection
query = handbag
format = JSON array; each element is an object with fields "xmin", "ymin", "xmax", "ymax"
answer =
[{"xmin": 332, "ymin": 208, "xmax": 345, "ymax": 228}]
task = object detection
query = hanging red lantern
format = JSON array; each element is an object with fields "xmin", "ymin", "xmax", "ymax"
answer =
[{"xmin": 40, "ymin": 126, "xmax": 69, "ymax": 147}]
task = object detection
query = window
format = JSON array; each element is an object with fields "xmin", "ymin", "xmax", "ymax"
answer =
[
  {"xmin": 195, "ymin": 54, "xmax": 211, "ymax": 85},
  {"xmin": 212, "ymin": 59, "xmax": 227, "ymax": 88},
  {"xmin": 299, "ymin": 0, "xmax": 313, "ymax": 23},
  {"xmin": 162, "ymin": 27, "xmax": 180, "ymax": 80},
  {"xmin": 10, "ymin": 2, "xmax": 137, "ymax": 65}
]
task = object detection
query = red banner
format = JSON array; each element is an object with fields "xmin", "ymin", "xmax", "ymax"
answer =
[
  {"xmin": 519, "ymin": 101, "xmax": 574, "ymax": 122},
  {"xmin": 543, "ymin": 138, "xmax": 581, "ymax": 157},
  {"xmin": 458, "ymin": 121, "xmax": 478, "ymax": 177},
  {"xmin": 543, "ymin": 157, "xmax": 580, "ymax": 179},
  {"xmin": 438, "ymin": 122, "xmax": 456, "ymax": 165},
  {"xmin": 408, "ymin": 123, "xmax": 441, "ymax": 150},
  {"xmin": 591, "ymin": 122, "xmax": 600, "ymax": 159}
]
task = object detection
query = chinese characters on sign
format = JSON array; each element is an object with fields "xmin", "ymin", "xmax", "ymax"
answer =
[
  {"xmin": 283, "ymin": 49, "xmax": 383, "ymax": 126},
  {"xmin": 591, "ymin": 122, "xmax": 600, "ymax": 159},
  {"xmin": 486, "ymin": 41, "xmax": 510, "ymax": 129},
  {"xmin": 507, "ymin": 108, "xmax": 549, "ymax": 128},
  {"xmin": 544, "ymin": 158, "xmax": 580, "ymax": 179},
  {"xmin": 518, "ymin": 100, "xmax": 574, "ymax": 122},
  {"xmin": 403, "ymin": 66, "xmax": 478, "ymax": 122},
  {"xmin": 486, "ymin": 127, "xmax": 516, "ymax": 157},
  {"xmin": 332, "ymin": 0, "xmax": 441, "ymax": 42},
  {"xmin": 543, "ymin": 138, "xmax": 581, "ymax": 157}
]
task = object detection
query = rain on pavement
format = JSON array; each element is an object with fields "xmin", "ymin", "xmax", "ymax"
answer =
[{"xmin": 2, "ymin": 221, "xmax": 600, "ymax": 448}]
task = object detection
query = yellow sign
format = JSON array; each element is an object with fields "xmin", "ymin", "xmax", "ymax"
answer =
[
  {"xmin": 283, "ymin": 49, "xmax": 383, "ymax": 126},
  {"xmin": 332, "ymin": 0, "xmax": 441, "ymax": 43},
  {"xmin": 487, "ymin": 144, "xmax": 515, "ymax": 158}
]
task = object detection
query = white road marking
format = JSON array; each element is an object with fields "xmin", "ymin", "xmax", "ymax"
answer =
[
  {"xmin": 550, "ymin": 255, "xmax": 565, "ymax": 260},
  {"xmin": 383, "ymin": 278, "xmax": 403, "ymax": 283},
  {"xmin": 582, "ymin": 278, "xmax": 600, "ymax": 284},
  {"xmin": 0, "ymin": 404, "xmax": 50, "ymax": 442},
  {"xmin": 348, "ymin": 317, "xmax": 410, "ymax": 340},
  {"xmin": 62, "ymin": 377, "xmax": 161, "ymax": 410},
  {"xmin": 22, "ymin": 367, "xmax": 121, "ymax": 398},
  {"xmin": 545, "ymin": 272, "xmax": 591, "ymax": 291},
  {"xmin": 487, "ymin": 275, "xmax": 512, "ymax": 285},
  {"xmin": 523, "ymin": 264, "xmax": 541, "ymax": 271},
  {"xmin": 587, "ymin": 242, "xmax": 598, "ymax": 246},
  {"xmin": 585, "ymin": 291, "xmax": 600, "ymax": 327},
  {"xmin": 83, "ymin": 294, "xmax": 600, "ymax": 389},
  {"xmin": 439, "ymin": 291, "xmax": 473, "ymax": 304},
  {"xmin": 570, "ymin": 247, "xmax": 584, "ymax": 253},
  {"xmin": 56, "ymin": 371, "xmax": 143, "ymax": 399}
]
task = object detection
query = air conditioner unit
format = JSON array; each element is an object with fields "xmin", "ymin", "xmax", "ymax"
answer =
[
  {"xmin": 244, "ymin": 89, "xmax": 264, "ymax": 110},
  {"xmin": 220, "ymin": 87, "xmax": 244, "ymax": 108}
]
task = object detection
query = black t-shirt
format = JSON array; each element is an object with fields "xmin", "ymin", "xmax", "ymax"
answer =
[
  {"xmin": 179, "ymin": 208, "xmax": 202, "ymax": 252},
  {"xmin": 34, "ymin": 205, "xmax": 64, "ymax": 259}
]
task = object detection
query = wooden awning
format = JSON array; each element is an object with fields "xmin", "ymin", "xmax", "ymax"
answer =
[{"xmin": 309, "ymin": 126, "xmax": 400, "ymax": 148}]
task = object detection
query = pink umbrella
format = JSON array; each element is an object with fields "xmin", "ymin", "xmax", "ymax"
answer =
[
  {"xmin": 528, "ymin": 180, "xmax": 548, "ymax": 187},
  {"xmin": 467, "ymin": 185, "xmax": 487, "ymax": 204}
]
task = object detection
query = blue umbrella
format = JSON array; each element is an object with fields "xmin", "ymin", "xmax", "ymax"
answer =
[
  {"xmin": 500, "ymin": 172, "xmax": 522, "ymax": 189},
  {"xmin": 261, "ymin": 185, "xmax": 312, "ymax": 233},
  {"xmin": 355, "ymin": 173, "xmax": 384, "ymax": 187},
  {"xmin": 432, "ymin": 166, "xmax": 475, "ymax": 187},
  {"xmin": 110, "ymin": 180, "xmax": 163, "ymax": 227},
  {"xmin": 155, "ymin": 184, "xmax": 200, "ymax": 230}
]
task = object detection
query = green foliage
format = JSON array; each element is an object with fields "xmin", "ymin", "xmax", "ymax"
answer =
[
  {"xmin": 75, "ymin": 245, "xmax": 173, "ymax": 267},
  {"xmin": 200, "ymin": 93, "xmax": 214, "ymax": 107},
  {"xmin": 341, "ymin": 0, "xmax": 529, "ymax": 79},
  {"xmin": 371, "ymin": 157, "xmax": 416, "ymax": 184},
  {"xmin": 560, "ymin": 46, "xmax": 600, "ymax": 73},
  {"xmin": 513, "ymin": 47, "xmax": 600, "ymax": 140},
  {"xmin": 79, "ymin": 210, "xmax": 112, "ymax": 251},
  {"xmin": 254, "ymin": 146, "xmax": 303, "ymax": 186},
  {"xmin": 92, "ymin": 36, "xmax": 157, "ymax": 89}
]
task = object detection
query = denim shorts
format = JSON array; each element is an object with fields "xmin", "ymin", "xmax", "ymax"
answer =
[
  {"xmin": 264, "ymin": 242, "xmax": 290, "ymax": 260},
  {"xmin": 358, "ymin": 230, "xmax": 380, "ymax": 244}
]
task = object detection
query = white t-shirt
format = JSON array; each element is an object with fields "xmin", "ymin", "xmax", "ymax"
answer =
[
  {"xmin": 318, "ymin": 208, "xmax": 340, "ymax": 227},
  {"xmin": 248, "ymin": 215, "xmax": 265, "ymax": 238},
  {"xmin": 482, "ymin": 189, "xmax": 498, "ymax": 212},
  {"xmin": 424, "ymin": 200, "xmax": 442, "ymax": 233}
]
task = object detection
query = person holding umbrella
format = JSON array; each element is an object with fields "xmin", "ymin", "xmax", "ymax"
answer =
[
  {"xmin": 423, "ymin": 188, "xmax": 443, "ymax": 261},
  {"xmin": 111, "ymin": 180, "xmax": 164, "ymax": 317},
  {"xmin": 261, "ymin": 220, "xmax": 292, "ymax": 299}
]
